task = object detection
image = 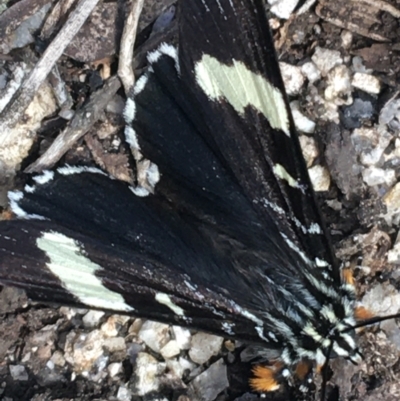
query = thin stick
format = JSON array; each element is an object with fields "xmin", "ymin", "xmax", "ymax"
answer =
[
  {"xmin": 24, "ymin": 76, "xmax": 121, "ymax": 173},
  {"xmin": 0, "ymin": 0, "xmax": 100, "ymax": 143},
  {"xmin": 118, "ymin": 0, "xmax": 145, "ymax": 94}
]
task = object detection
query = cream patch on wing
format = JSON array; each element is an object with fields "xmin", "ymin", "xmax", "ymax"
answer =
[{"xmin": 195, "ymin": 54, "xmax": 290, "ymax": 136}]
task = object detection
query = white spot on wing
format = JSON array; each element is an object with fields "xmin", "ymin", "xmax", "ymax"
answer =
[
  {"xmin": 184, "ymin": 280, "xmax": 197, "ymax": 291},
  {"xmin": 37, "ymin": 232, "xmax": 134, "ymax": 312},
  {"xmin": 9, "ymin": 191, "xmax": 46, "ymax": 220},
  {"xmin": 315, "ymin": 257, "xmax": 329, "ymax": 267},
  {"xmin": 221, "ymin": 322, "xmax": 235, "ymax": 335},
  {"xmin": 341, "ymin": 283, "xmax": 356, "ymax": 294},
  {"xmin": 268, "ymin": 331, "xmax": 278, "ymax": 342},
  {"xmin": 255, "ymin": 326, "xmax": 270, "ymax": 342},
  {"xmin": 235, "ymin": 307, "xmax": 263, "ymax": 326},
  {"xmin": 281, "ymin": 233, "xmax": 312, "ymax": 266},
  {"xmin": 134, "ymin": 74, "xmax": 149, "ymax": 96},
  {"xmin": 320, "ymin": 305, "xmax": 338, "ymax": 324},
  {"xmin": 215, "ymin": 0, "xmax": 224, "ymax": 14},
  {"xmin": 24, "ymin": 185, "xmax": 35, "ymax": 193},
  {"xmin": 146, "ymin": 163, "xmax": 160, "ymax": 187},
  {"xmin": 124, "ymin": 97, "xmax": 136, "ymax": 124},
  {"xmin": 308, "ymin": 222, "xmax": 322, "ymax": 234},
  {"xmin": 304, "ymin": 272, "xmax": 340, "ymax": 300},
  {"xmin": 33, "ymin": 170, "xmax": 54, "ymax": 185},
  {"xmin": 147, "ymin": 43, "xmax": 179, "ymax": 73},
  {"xmin": 315, "ymin": 349, "xmax": 326, "ymax": 366},
  {"xmin": 273, "ymin": 164, "xmax": 305, "ymax": 193},
  {"xmin": 200, "ymin": 0, "xmax": 210, "ymax": 12},
  {"xmin": 261, "ymin": 198, "xmax": 285, "ymax": 216},
  {"xmin": 155, "ymin": 292, "xmax": 185, "ymax": 316},
  {"xmin": 281, "ymin": 348, "xmax": 292, "ymax": 364},
  {"xmin": 259, "ymin": 198, "xmax": 321, "ymax": 235},
  {"xmin": 124, "ymin": 126, "xmax": 140, "ymax": 150},
  {"xmin": 130, "ymin": 186, "xmax": 150, "ymax": 197},
  {"xmin": 195, "ymin": 55, "xmax": 290, "ymax": 136},
  {"xmin": 302, "ymin": 322, "xmax": 322, "ymax": 342},
  {"xmin": 332, "ymin": 342, "xmax": 351, "ymax": 357}
]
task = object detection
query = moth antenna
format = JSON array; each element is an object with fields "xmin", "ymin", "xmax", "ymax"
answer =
[{"xmin": 344, "ymin": 312, "xmax": 400, "ymax": 332}]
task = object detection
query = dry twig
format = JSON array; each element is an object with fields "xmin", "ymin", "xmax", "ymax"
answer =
[
  {"xmin": 118, "ymin": 0, "xmax": 145, "ymax": 94},
  {"xmin": 0, "ymin": 0, "xmax": 100, "ymax": 144},
  {"xmin": 25, "ymin": 76, "xmax": 121, "ymax": 173}
]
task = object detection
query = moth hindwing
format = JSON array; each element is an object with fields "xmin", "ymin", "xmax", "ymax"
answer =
[{"xmin": 0, "ymin": 0, "xmax": 361, "ymax": 397}]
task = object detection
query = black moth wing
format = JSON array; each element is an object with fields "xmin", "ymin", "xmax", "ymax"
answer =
[
  {"xmin": 127, "ymin": 0, "xmax": 345, "ymax": 336},
  {"xmin": 176, "ymin": 0, "xmax": 340, "ymax": 279},
  {"xmin": 0, "ymin": 0, "xmax": 342, "ymax": 350},
  {"xmin": 1, "ymin": 168, "xmax": 278, "ymax": 344}
]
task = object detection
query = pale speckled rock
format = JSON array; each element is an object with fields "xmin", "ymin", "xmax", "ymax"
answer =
[
  {"xmin": 383, "ymin": 183, "xmax": 400, "ymax": 226},
  {"xmin": 101, "ymin": 315, "xmax": 130, "ymax": 337},
  {"xmin": 379, "ymin": 323, "xmax": 400, "ymax": 353},
  {"xmin": 268, "ymin": 0, "xmax": 299, "ymax": 19},
  {"xmin": 172, "ymin": 326, "xmax": 191, "ymax": 350},
  {"xmin": 30, "ymin": 326, "xmax": 57, "ymax": 352},
  {"xmin": 299, "ymin": 135, "xmax": 318, "ymax": 167},
  {"xmin": 9, "ymin": 365, "xmax": 29, "ymax": 381},
  {"xmin": 21, "ymin": 352, "xmax": 31, "ymax": 363},
  {"xmin": 103, "ymin": 337, "xmax": 126, "ymax": 353},
  {"xmin": 362, "ymin": 284, "xmax": 400, "ymax": 316},
  {"xmin": 138, "ymin": 321, "xmax": 170, "ymax": 353},
  {"xmin": 117, "ymin": 385, "xmax": 132, "ymax": 401},
  {"xmin": 189, "ymin": 333, "xmax": 224, "ymax": 364},
  {"xmin": 290, "ymin": 101, "xmax": 316, "ymax": 134},
  {"xmin": 362, "ymin": 284, "xmax": 400, "ymax": 350},
  {"xmin": 82, "ymin": 310, "xmax": 105, "ymax": 328},
  {"xmin": 326, "ymin": 199, "xmax": 343, "ymax": 211},
  {"xmin": 0, "ymin": 80, "xmax": 57, "ymax": 188},
  {"xmin": 74, "ymin": 308, "xmax": 89, "ymax": 315},
  {"xmin": 7, "ymin": 4, "xmax": 52, "ymax": 52},
  {"xmin": 64, "ymin": 330, "xmax": 106, "ymax": 373},
  {"xmin": 280, "ymin": 62, "xmax": 305, "ymax": 95},
  {"xmin": 166, "ymin": 356, "xmax": 196, "ymax": 379},
  {"xmin": 352, "ymin": 72, "xmax": 381, "ymax": 94},
  {"xmin": 269, "ymin": 17, "xmax": 281, "ymax": 30},
  {"xmin": 351, "ymin": 126, "xmax": 391, "ymax": 166},
  {"xmin": 380, "ymin": 98, "xmax": 400, "ymax": 132},
  {"xmin": 133, "ymin": 352, "xmax": 166, "ymax": 396},
  {"xmin": 362, "ymin": 166, "xmax": 395, "ymax": 187},
  {"xmin": 50, "ymin": 350, "xmax": 66, "ymax": 367},
  {"xmin": 311, "ymin": 47, "xmax": 343, "ymax": 76},
  {"xmin": 127, "ymin": 342, "xmax": 144, "ymax": 362},
  {"xmin": 308, "ymin": 165, "xmax": 331, "ymax": 191},
  {"xmin": 324, "ymin": 65, "xmax": 352, "ymax": 105},
  {"xmin": 166, "ymin": 359, "xmax": 185, "ymax": 379},
  {"xmin": 160, "ymin": 339, "xmax": 181, "ymax": 359},
  {"xmin": 352, "ymin": 56, "xmax": 372, "ymax": 74},
  {"xmin": 128, "ymin": 318, "xmax": 144, "ymax": 335},
  {"xmin": 388, "ymin": 234, "xmax": 400, "ymax": 264},
  {"xmin": 341, "ymin": 30, "xmax": 353, "ymax": 49},
  {"xmin": 301, "ymin": 61, "xmax": 321, "ymax": 84},
  {"xmin": 59, "ymin": 306, "xmax": 77, "ymax": 320},
  {"xmin": 108, "ymin": 362, "xmax": 123, "ymax": 378},
  {"xmin": 188, "ymin": 358, "xmax": 228, "ymax": 401}
]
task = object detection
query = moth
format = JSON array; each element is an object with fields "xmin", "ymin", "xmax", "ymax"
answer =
[{"xmin": 0, "ymin": 0, "xmax": 394, "ymax": 400}]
